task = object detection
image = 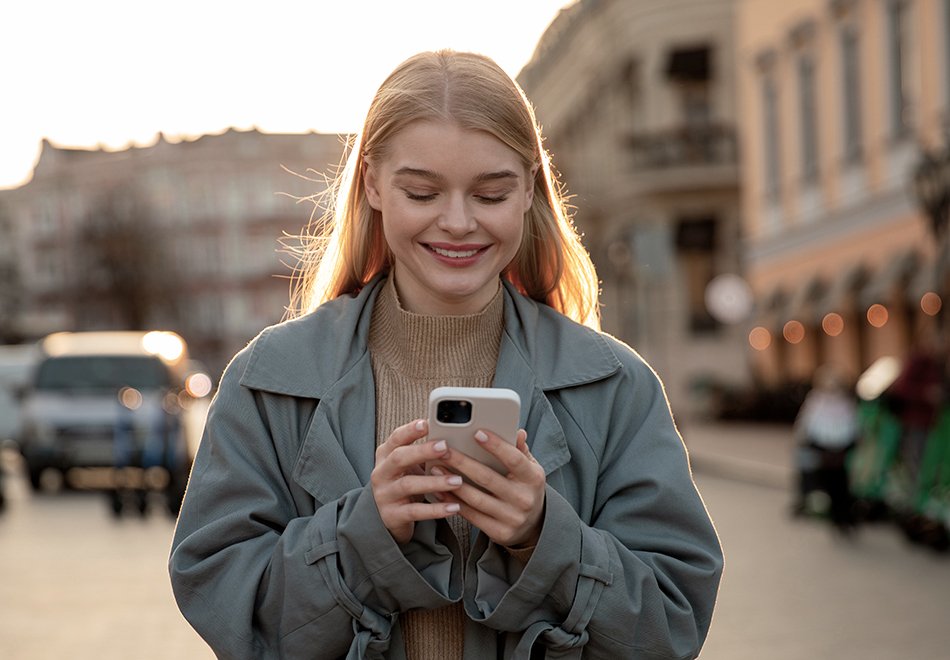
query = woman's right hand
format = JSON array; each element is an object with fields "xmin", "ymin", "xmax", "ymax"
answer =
[{"xmin": 371, "ymin": 419, "xmax": 464, "ymax": 544}]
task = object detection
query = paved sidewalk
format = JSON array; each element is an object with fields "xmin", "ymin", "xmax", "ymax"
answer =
[{"xmin": 680, "ymin": 420, "xmax": 797, "ymax": 491}]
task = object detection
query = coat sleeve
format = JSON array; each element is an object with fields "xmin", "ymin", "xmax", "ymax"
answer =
[
  {"xmin": 168, "ymin": 347, "xmax": 461, "ymax": 659},
  {"xmin": 463, "ymin": 355, "xmax": 723, "ymax": 659}
]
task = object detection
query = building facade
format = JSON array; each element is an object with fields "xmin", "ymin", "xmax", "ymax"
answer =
[
  {"xmin": 737, "ymin": 0, "xmax": 949, "ymax": 389},
  {"xmin": 519, "ymin": 0, "xmax": 746, "ymax": 417},
  {"xmin": 1, "ymin": 129, "xmax": 347, "ymax": 377}
]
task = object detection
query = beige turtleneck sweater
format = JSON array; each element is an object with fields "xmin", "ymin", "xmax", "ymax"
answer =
[{"xmin": 368, "ymin": 276, "xmax": 504, "ymax": 660}]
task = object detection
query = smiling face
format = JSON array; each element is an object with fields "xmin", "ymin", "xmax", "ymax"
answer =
[{"xmin": 363, "ymin": 120, "xmax": 535, "ymax": 316}]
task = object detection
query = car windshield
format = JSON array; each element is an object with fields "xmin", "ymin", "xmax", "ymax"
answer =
[{"xmin": 34, "ymin": 356, "xmax": 172, "ymax": 392}]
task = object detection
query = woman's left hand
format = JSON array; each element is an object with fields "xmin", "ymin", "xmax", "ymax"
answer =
[{"xmin": 431, "ymin": 429, "xmax": 546, "ymax": 548}]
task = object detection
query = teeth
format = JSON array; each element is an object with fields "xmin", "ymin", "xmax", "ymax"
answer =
[{"xmin": 431, "ymin": 246, "xmax": 479, "ymax": 258}]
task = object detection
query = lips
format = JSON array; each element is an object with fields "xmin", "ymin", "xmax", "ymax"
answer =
[
  {"xmin": 424, "ymin": 243, "xmax": 490, "ymax": 263},
  {"xmin": 430, "ymin": 245, "xmax": 480, "ymax": 258}
]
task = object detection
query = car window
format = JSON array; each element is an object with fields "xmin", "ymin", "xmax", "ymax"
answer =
[{"xmin": 34, "ymin": 356, "xmax": 173, "ymax": 391}]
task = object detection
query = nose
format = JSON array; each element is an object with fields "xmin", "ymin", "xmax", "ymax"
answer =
[{"xmin": 436, "ymin": 194, "xmax": 477, "ymax": 236}]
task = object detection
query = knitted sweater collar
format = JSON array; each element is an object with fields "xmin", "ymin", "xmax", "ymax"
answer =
[{"xmin": 368, "ymin": 275, "xmax": 504, "ymax": 380}]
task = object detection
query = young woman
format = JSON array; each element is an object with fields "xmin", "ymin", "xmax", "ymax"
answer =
[{"xmin": 170, "ymin": 50, "xmax": 722, "ymax": 659}]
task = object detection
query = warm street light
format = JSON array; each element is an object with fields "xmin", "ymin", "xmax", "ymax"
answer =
[{"xmin": 911, "ymin": 137, "xmax": 950, "ymax": 331}]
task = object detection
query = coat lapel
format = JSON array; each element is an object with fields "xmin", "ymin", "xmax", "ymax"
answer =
[
  {"xmin": 291, "ymin": 352, "xmax": 378, "ymax": 504},
  {"xmin": 493, "ymin": 332, "xmax": 571, "ymax": 479}
]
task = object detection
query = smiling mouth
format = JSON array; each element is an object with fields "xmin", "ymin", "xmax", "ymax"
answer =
[{"xmin": 427, "ymin": 245, "xmax": 485, "ymax": 259}]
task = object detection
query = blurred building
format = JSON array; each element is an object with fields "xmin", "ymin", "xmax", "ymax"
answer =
[
  {"xmin": 519, "ymin": 0, "xmax": 746, "ymax": 417},
  {"xmin": 737, "ymin": 0, "xmax": 948, "ymax": 389},
  {"xmin": 1, "ymin": 129, "xmax": 347, "ymax": 377}
]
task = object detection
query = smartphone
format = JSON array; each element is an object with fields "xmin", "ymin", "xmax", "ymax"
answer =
[{"xmin": 426, "ymin": 386, "xmax": 521, "ymax": 476}]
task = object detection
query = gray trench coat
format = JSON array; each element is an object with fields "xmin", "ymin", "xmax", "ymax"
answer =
[{"xmin": 169, "ymin": 276, "xmax": 723, "ymax": 659}]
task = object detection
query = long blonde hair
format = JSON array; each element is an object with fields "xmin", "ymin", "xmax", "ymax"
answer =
[{"xmin": 288, "ymin": 50, "xmax": 600, "ymax": 329}]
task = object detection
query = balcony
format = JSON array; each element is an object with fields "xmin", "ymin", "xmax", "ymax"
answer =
[{"xmin": 627, "ymin": 124, "xmax": 739, "ymax": 195}]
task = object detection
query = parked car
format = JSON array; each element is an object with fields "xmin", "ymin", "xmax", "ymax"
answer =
[{"xmin": 17, "ymin": 331, "xmax": 210, "ymax": 516}]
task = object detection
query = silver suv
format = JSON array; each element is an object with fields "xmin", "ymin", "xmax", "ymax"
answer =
[{"xmin": 17, "ymin": 331, "xmax": 210, "ymax": 516}]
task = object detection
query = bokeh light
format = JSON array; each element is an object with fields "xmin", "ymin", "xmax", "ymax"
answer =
[
  {"xmin": 920, "ymin": 291, "xmax": 942, "ymax": 317},
  {"xmin": 783, "ymin": 320, "xmax": 805, "ymax": 344},
  {"xmin": 118, "ymin": 387, "xmax": 143, "ymax": 410},
  {"xmin": 821, "ymin": 312, "xmax": 844, "ymax": 336},
  {"xmin": 142, "ymin": 331, "xmax": 185, "ymax": 363},
  {"xmin": 866, "ymin": 304, "xmax": 889, "ymax": 328},
  {"xmin": 185, "ymin": 372, "xmax": 213, "ymax": 398},
  {"xmin": 749, "ymin": 326, "xmax": 772, "ymax": 351}
]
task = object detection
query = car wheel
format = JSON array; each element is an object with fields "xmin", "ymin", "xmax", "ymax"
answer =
[
  {"xmin": 27, "ymin": 464, "xmax": 45, "ymax": 492},
  {"xmin": 165, "ymin": 463, "xmax": 191, "ymax": 518}
]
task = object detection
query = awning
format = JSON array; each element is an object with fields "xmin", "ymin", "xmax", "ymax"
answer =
[
  {"xmin": 860, "ymin": 248, "xmax": 920, "ymax": 306},
  {"xmin": 753, "ymin": 286, "xmax": 789, "ymax": 330},
  {"xmin": 817, "ymin": 262, "xmax": 869, "ymax": 317},
  {"xmin": 786, "ymin": 276, "xmax": 829, "ymax": 322}
]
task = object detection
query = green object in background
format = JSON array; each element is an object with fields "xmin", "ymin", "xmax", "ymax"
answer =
[
  {"xmin": 914, "ymin": 407, "xmax": 950, "ymax": 519},
  {"xmin": 850, "ymin": 400, "xmax": 903, "ymax": 501}
]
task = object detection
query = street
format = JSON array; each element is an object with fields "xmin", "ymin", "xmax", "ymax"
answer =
[{"xmin": 1, "ymin": 423, "xmax": 948, "ymax": 659}]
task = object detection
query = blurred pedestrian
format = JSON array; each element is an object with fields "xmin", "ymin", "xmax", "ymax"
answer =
[
  {"xmin": 168, "ymin": 50, "xmax": 722, "ymax": 659},
  {"xmin": 885, "ymin": 326, "xmax": 947, "ymax": 483},
  {"xmin": 884, "ymin": 325, "xmax": 949, "ymax": 548},
  {"xmin": 793, "ymin": 364, "xmax": 860, "ymax": 533}
]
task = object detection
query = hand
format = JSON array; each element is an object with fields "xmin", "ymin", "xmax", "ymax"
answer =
[
  {"xmin": 433, "ymin": 429, "xmax": 546, "ymax": 548},
  {"xmin": 371, "ymin": 419, "xmax": 465, "ymax": 545}
]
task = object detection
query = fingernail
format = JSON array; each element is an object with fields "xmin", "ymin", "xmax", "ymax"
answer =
[
  {"xmin": 474, "ymin": 430, "xmax": 488, "ymax": 443},
  {"xmin": 415, "ymin": 420, "xmax": 426, "ymax": 431},
  {"xmin": 434, "ymin": 440, "xmax": 447, "ymax": 452},
  {"xmin": 447, "ymin": 475, "xmax": 463, "ymax": 486},
  {"xmin": 445, "ymin": 503, "xmax": 460, "ymax": 513},
  {"xmin": 430, "ymin": 466, "xmax": 444, "ymax": 476}
]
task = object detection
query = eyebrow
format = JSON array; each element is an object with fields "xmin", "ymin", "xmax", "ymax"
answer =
[{"xmin": 392, "ymin": 167, "xmax": 520, "ymax": 183}]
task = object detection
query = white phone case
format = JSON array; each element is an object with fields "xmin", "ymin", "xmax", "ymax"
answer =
[{"xmin": 426, "ymin": 386, "xmax": 521, "ymax": 475}]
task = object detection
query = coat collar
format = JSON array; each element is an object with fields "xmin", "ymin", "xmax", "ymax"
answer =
[
  {"xmin": 240, "ymin": 275, "xmax": 621, "ymax": 501},
  {"xmin": 239, "ymin": 275, "xmax": 621, "ymax": 399}
]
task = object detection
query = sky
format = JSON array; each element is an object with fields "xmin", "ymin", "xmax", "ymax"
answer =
[{"xmin": 0, "ymin": 0, "xmax": 574, "ymax": 190}]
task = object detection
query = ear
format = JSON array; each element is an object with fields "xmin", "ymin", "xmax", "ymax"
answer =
[
  {"xmin": 364, "ymin": 161, "xmax": 383, "ymax": 211},
  {"xmin": 523, "ymin": 164, "xmax": 539, "ymax": 212}
]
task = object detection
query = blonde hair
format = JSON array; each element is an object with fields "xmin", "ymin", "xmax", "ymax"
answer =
[{"xmin": 288, "ymin": 50, "xmax": 600, "ymax": 329}]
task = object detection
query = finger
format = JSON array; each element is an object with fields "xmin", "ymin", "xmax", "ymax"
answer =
[
  {"xmin": 440, "ymin": 442, "xmax": 507, "ymax": 492},
  {"xmin": 376, "ymin": 438, "xmax": 449, "ymax": 482},
  {"xmin": 376, "ymin": 419, "xmax": 428, "ymax": 461},
  {"xmin": 396, "ymin": 500, "xmax": 462, "ymax": 523},
  {"xmin": 377, "ymin": 497, "xmax": 461, "ymax": 541},
  {"xmin": 515, "ymin": 429, "xmax": 530, "ymax": 456},
  {"xmin": 396, "ymin": 471, "xmax": 464, "ymax": 500},
  {"xmin": 472, "ymin": 428, "xmax": 537, "ymax": 479}
]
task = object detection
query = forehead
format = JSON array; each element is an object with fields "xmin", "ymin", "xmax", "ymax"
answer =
[{"xmin": 379, "ymin": 121, "xmax": 525, "ymax": 177}]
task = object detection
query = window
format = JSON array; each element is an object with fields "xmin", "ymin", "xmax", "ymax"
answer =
[
  {"xmin": 666, "ymin": 45, "xmax": 714, "ymax": 128},
  {"xmin": 886, "ymin": 0, "xmax": 910, "ymax": 138},
  {"xmin": 762, "ymin": 75, "xmax": 782, "ymax": 199},
  {"xmin": 797, "ymin": 55, "xmax": 819, "ymax": 181},
  {"xmin": 840, "ymin": 26, "xmax": 863, "ymax": 161},
  {"xmin": 35, "ymin": 356, "xmax": 171, "ymax": 392},
  {"xmin": 675, "ymin": 217, "xmax": 719, "ymax": 334}
]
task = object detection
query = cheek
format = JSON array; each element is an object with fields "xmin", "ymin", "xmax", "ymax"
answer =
[
  {"xmin": 381, "ymin": 203, "xmax": 427, "ymax": 244},
  {"xmin": 501, "ymin": 215, "xmax": 526, "ymax": 256}
]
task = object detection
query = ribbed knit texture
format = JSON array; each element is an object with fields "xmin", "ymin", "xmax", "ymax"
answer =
[{"xmin": 369, "ymin": 276, "xmax": 504, "ymax": 660}]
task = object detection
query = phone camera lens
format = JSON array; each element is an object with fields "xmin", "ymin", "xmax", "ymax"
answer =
[{"xmin": 436, "ymin": 399, "xmax": 472, "ymax": 424}]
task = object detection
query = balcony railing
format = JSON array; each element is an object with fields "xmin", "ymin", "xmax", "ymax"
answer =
[{"xmin": 628, "ymin": 124, "xmax": 738, "ymax": 170}]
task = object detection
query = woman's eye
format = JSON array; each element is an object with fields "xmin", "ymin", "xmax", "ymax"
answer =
[
  {"xmin": 404, "ymin": 190, "xmax": 437, "ymax": 202},
  {"xmin": 476, "ymin": 194, "xmax": 508, "ymax": 204}
]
